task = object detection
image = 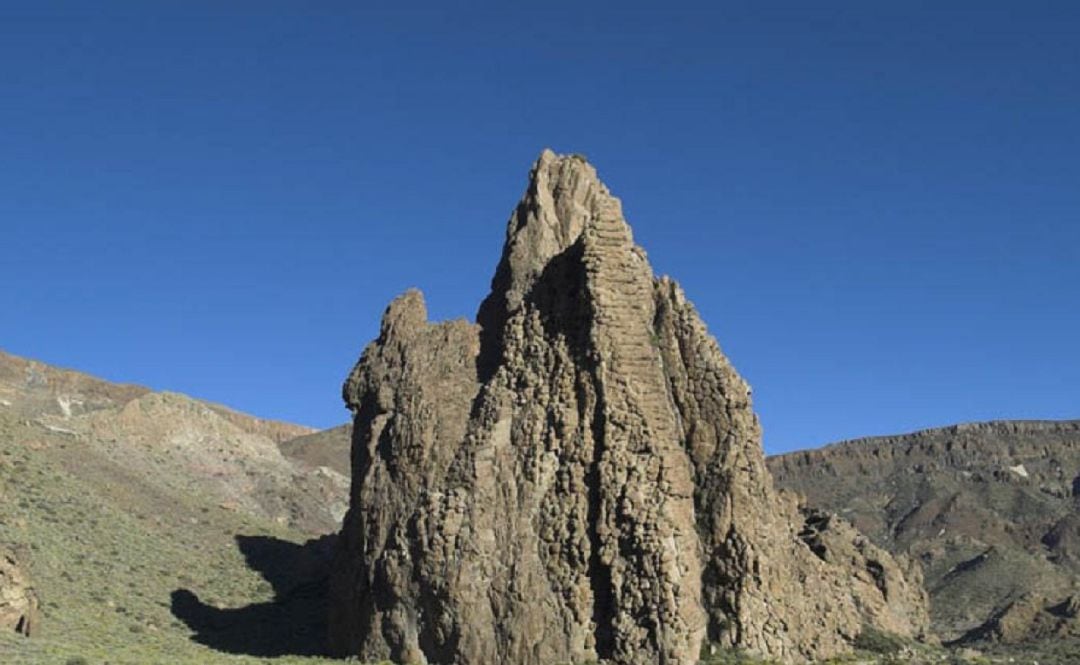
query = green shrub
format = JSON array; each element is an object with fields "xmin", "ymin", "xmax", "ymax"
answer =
[
  {"xmin": 698, "ymin": 643, "xmax": 777, "ymax": 664},
  {"xmin": 853, "ymin": 625, "xmax": 906, "ymax": 654}
]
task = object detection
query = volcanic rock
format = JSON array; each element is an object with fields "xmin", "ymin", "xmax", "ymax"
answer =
[
  {"xmin": 960, "ymin": 592, "xmax": 1080, "ymax": 644},
  {"xmin": 1, "ymin": 545, "xmax": 39, "ymax": 637},
  {"xmin": 795, "ymin": 506, "xmax": 931, "ymax": 640},
  {"xmin": 328, "ymin": 150, "xmax": 930, "ymax": 664}
]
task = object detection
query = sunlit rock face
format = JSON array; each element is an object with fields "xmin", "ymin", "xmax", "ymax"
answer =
[{"xmin": 328, "ymin": 151, "xmax": 930, "ymax": 665}]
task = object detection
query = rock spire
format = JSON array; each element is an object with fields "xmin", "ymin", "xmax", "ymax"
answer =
[{"xmin": 328, "ymin": 150, "xmax": 929, "ymax": 664}]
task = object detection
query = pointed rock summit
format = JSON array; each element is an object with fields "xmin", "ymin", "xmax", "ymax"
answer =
[{"xmin": 328, "ymin": 151, "xmax": 930, "ymax": 664}]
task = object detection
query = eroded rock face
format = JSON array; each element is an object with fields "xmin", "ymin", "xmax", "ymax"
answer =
[
  {"xmin": 328, "ymin": 150, "xmax": 930, "ymax": 664},
  {"xmin": 796, "ymin": 506, "xmax": 932, "ymax": 641},
  {"xmin": 961, "ymin": 592, "xmax": 1080, "ymax": 644},
  {"xmin": 1, "ymin": 545, "xmax": 40, "ymax": 637}
]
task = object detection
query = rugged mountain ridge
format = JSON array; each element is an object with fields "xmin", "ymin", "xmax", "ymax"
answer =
[
  {"xmin": 329, "ymin": 151, "xmax": 929, "ymax": 665},
  {"xmin": 769, "ymin": 420, "xmax": 1080, "ymax": 646},
  {"xmin": 0, "ymin": 349, "xmax": 314, "ymax": 444}
]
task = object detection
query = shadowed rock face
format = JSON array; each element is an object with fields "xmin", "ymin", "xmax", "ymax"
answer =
[
  {"xmin": 1, "ymin": 545, "xmax": 39, "ymax": 637},
  {"xmin": 328, "ymin": 151, "xmax": 930, "ymax": 665}
]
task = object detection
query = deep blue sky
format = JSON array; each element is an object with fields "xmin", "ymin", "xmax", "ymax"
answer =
[{"xmin": 2, "ymin": 2, "xmax": 1077, "ymax": 454}]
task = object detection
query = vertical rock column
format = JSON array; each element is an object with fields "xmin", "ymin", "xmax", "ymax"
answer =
[{"xmin": 582, "ymin": 200, "xmax": 706, "ymax": 664}]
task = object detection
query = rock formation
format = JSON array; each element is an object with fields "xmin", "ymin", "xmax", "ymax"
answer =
[
  {"xmin": 795, "ymin": 506, "xmax": 930, "ymax": 641},
  {"xmin": 1, "ymin": 545, "xmax": 40, "ymax": 637},
  {"xmin": 328, "ymin": 150, "xmax": 930, "ymax": 664},
  {"xmin": 960, "ymin": 592, "xmax": 1080, "ymax": 644}
]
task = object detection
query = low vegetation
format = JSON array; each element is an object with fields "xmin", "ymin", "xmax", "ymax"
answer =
[{"xmin": 0, "ymin": 411, "xmax": 330, "ymax": 664}]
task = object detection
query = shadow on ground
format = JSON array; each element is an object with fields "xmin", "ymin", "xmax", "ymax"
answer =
[{"xmin": 171, "ymin": 533, "xmax": 336, "ymax": 657}]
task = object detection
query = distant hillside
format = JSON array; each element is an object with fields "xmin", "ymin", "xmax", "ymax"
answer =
[
  {"xmin": 0, "ymin": 349, "xmax": 345, "ymax": 664},
  {"xmin": 279, "ymin": 424, "xmax": 351, "ymax": 477},
  {"xmin": 0, "ymin": 349, "xmax": 315, "ymax": 443},
  {"xmin": 769, "ymin": 420, "xmax": 1080, "ymax": 651}
]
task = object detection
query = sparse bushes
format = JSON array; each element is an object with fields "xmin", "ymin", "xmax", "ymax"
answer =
[
  {"xmin": 698, "ymin": 643, "xmax": 778, "ymax": 665},
  {"xmin": 853, "ymin": 625, "xmax": 907, "ymax": 655}
]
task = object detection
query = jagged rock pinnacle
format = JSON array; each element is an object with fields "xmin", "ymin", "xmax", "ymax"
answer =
[{"xmin": 329, "ymin": 151, "xmax": 930, "ymax": 665}]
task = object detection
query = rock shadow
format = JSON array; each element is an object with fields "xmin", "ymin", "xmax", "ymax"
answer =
[{"xmin": 170, "ymin": 533, "xmax": 336, "ymax": 657}]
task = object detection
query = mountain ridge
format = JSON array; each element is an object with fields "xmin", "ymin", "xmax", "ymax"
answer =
[
  {"xmin": 0, "ymin": 348, "xmax": 316, "ymax": 444},
  {"xmin": 785, "ymin": 418, "xmax": 1080, "ymax": 455}
]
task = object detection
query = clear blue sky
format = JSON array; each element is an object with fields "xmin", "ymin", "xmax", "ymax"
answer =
[{"xmin": 2, "ymin": 2, "xmax": 1077, "ymax": 454}]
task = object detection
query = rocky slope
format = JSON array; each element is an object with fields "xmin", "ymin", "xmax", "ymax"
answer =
[
  {"xmin": 769, "ymin": 420, "xmax": 1080, "ymax": 646},
  {"xmin": 0, "ymin": 349, "xmax": 348, "ymax": 664},
  {"xmin": 280, "ymin": 424, "xmax": 351, "ymax": 477},
  {"xmin": 0, "ymin": 349, "xmax": 346, "ymax": 533},
  {"xmin": 328, "ymin": 150, "xmax": 930, "ymax": 665}
]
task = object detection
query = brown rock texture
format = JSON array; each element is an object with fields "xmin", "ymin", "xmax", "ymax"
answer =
[
  {"xmin": 0, "ymin": 545, "xmax": 39, "ymax": 637},
  {"xmin": 328, "ymin": 150, "xmax": 929, "ymax": 664},
  {"xmin": 961, "ymin": 592, "xmax": 1080, "ymax": 644},
  {"xmin": 795, "ymin": 506, "xmax": 931, "ymax": 641}
]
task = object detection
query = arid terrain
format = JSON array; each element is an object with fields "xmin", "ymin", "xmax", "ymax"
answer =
[{"xmin": 0, "ymin": 349, "xmax": 344, "ymax": 664}]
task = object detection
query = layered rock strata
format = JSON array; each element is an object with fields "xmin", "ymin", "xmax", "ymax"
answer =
[{"xmin": 328, "ymin": 150, "xmax": 929, "ymax": 664}]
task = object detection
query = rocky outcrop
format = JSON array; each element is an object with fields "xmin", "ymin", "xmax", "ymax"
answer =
[
  {"xmin": 328, "ymin": 150, "xmax": 930, "ymax": 664},
  {"xmin": 1, "ymin": 545, "xmax": 40, "ymax": 637},
  {"xmin": 795, "ymin": 506, "xmax": 931, "ymax": 641},
  {"xmin": 960, "ymin": 592, "xmax": 1080, "ymax": 644}
]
